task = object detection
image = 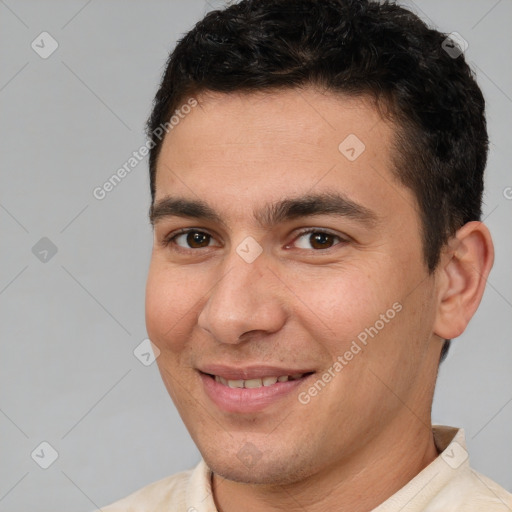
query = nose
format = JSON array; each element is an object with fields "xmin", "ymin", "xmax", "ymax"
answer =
[{"xmin": 197, "ymin": 249, "xmax": 288, "ymax": 344}]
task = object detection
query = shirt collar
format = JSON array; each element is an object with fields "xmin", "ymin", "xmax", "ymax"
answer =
[{"xmin": 373, "ymin": 425, "xmax": 469, "ymax": 511}]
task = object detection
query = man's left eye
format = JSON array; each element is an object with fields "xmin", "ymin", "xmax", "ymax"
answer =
[{"xmin": 291, "ymin": 229, "xmax": 346, "ymax": 250}]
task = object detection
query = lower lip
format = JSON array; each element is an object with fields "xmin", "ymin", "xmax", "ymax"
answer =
[{"xmin": 199, "ymin": 372, "xmax": 314, "ymax": 414}]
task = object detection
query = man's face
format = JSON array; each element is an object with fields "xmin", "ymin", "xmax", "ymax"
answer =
[{"xmin": 146, "ymin": 88, "xmax": 442, "ymax": 484}]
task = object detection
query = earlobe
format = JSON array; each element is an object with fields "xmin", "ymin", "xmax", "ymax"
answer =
[{"xmin": 433, "ymin": 221, "xmax": 494, "ymax": 340}]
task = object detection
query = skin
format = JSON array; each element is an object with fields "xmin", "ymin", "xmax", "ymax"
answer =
[{"xmin": 145, "ymin": 87, "xmax": 494, "ymax": 512}]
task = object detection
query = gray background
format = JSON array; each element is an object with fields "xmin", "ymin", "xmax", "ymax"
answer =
[{"xmin": 0, "ymin": 1, "xmax": 510, "ymax": 511}]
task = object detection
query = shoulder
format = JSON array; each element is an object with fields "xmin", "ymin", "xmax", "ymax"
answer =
[
  {"xmin": 428, "ymin": 467, "xmax": 512, "ymax": 511},
  {"xmin": 96, "ymin": 467, "xmax": 194, "ymax": 512},
  {"xmin": 465, "ymin": 469, "xmax": 512, "ymax": 510}
]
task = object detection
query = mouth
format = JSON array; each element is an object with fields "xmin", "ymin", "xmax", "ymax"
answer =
[
  {"xmin": 198, "ymin": 369, "xmax": 315, "ymax": 413},
  {"xmin": 209, "ymin": 372, "xmax": 310, "ymax": 388}
]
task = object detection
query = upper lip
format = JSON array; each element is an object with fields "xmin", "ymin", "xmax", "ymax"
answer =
[{"xmin": 198, "ymin": 364, "xmax": 315, "ymax": 381}]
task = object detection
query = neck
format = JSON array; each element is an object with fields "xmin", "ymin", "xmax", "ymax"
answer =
[{"xmin": 212, "ymin": 419, "xmax": 439, "ymax": 512}]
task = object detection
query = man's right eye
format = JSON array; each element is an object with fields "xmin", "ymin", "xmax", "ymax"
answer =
[{"xmin": 162, "ymin": 228, "xmax": 219, "ymax": 250}]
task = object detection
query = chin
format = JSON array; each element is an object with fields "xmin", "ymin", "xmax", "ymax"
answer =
[{"xmin": 202, "ymin": 446, "xmax": 316, "ymax": 486}]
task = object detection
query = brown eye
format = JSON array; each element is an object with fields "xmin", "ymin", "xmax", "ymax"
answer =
[
  {"xmin": 186, "ymin": 231, "xmax": 211, "ymax": 248},
  {"xmin": 293, "ymin": 229, "xmax": 344, "ymax": 250},
  {"xmin": 164, "ymin": 229, "xmax": 217, "ymax": 250},
  {"xmin": 309, "ymin": 232, "xmax": 335, "ymax": 249}
]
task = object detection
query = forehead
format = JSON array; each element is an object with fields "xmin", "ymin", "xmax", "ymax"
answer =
[
  {"xmin": 153, "ymin": 88, "xmax": 412, "ymax": 224},
  {"xmin": 159, "ymin": 88, "xmax": 393, "ymax": 156}
]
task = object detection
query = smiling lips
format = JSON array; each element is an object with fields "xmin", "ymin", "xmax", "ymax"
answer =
[{"xmin": 198, "ymin": 365, "xmax": 315, "ymax": 413}]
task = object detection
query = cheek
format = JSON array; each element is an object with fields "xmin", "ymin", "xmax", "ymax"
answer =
[
  {"xmin": 291, "ymin": 265, "xmax": 391, "ymax": 341},
  {"xmin": 145, "ymin": 262, "xmax": 204, "ymax": 351},
  {"xmin": 297, "ymin": 264, "xmax": 413, "ymax": 386}
]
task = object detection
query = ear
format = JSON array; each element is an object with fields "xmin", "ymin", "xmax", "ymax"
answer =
[{"xmin": 433, "ymin": 221, "xmax": 494, "ymax": 340}]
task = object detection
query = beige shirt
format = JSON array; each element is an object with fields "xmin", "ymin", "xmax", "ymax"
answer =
[{"xmin": 98, "ymin": 426, "xmax": 512, "ymax": 511}]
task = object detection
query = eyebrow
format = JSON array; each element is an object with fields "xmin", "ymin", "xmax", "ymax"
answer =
[{"xmin": 149, "ymin": 192, "xmax": 378, "ymax": 228}]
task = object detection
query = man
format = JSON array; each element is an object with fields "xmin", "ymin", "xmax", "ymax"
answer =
[{"xmin": 100, "ymin": 0, "xmax": 511, "ymax": 510}]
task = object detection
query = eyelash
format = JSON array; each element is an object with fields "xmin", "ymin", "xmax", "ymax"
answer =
[{"xmin": 161, "ymin": 227, "xmax": 348, "ymax": 252}]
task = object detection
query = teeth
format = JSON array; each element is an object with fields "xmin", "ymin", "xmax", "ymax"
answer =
[
  {"xmin": 262, "ymin": 376, "xmax": 278, "ymax": 386},
  {"xmin": 244, "ymin": 378, "xmax": 262, "ymax": 388},
  {"xmin": 214, "ymin": 373, "xmax": 305, "ymax": 388},
  {"xmin": 228, "ymin": 379, "xmax": 244, "ymax": 389}
]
